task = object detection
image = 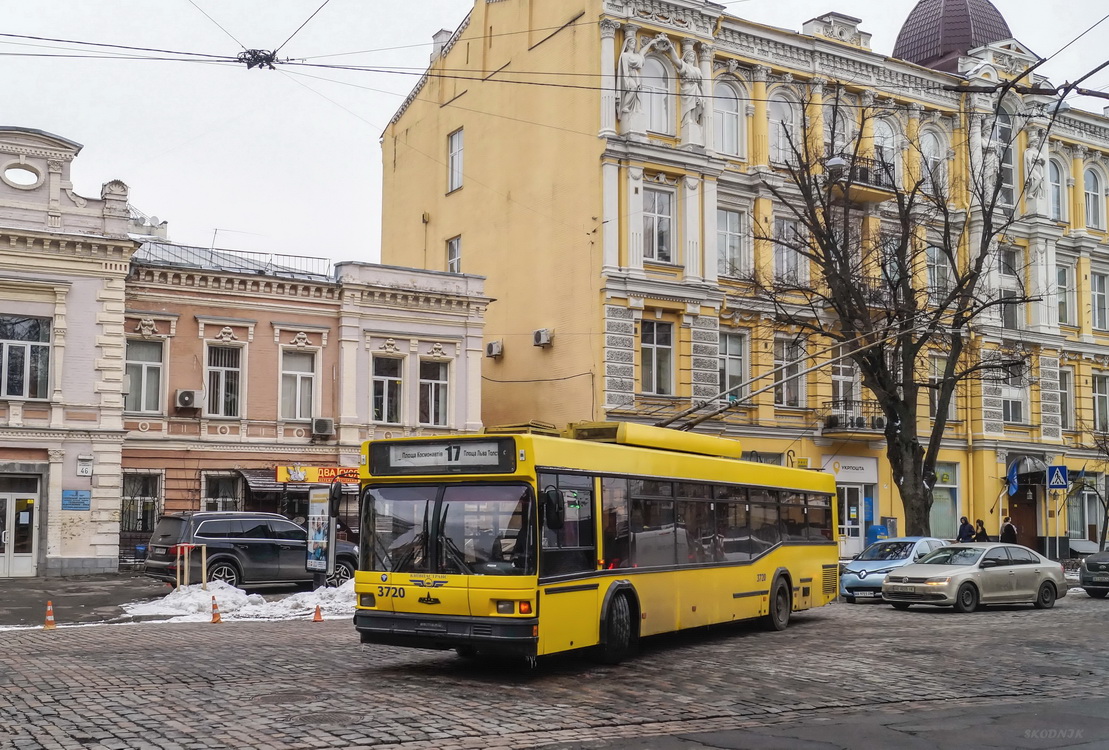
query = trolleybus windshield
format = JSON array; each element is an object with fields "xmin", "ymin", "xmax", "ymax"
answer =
[{"xmin": 362, "ymin": 483, "xmax": 536, "ymax": 576}]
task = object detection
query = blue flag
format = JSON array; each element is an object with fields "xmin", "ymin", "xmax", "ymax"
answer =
[{"xmin": 1006, "ymin": 460, "xmax": 1019, "ymax": 497}]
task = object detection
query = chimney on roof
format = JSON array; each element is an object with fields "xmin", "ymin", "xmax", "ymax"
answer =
[
  {"xmin": 802, "ymin": 12, "xmax": 871, "ymax": 51},
  {"xmin": 431, "ymin": 29, "xmax": 453, "ymax": 62}
]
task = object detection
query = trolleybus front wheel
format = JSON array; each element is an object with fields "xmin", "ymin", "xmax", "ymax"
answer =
[{"xmin": 763, "ymin": 579, "xmax": 791, "ymax": 631}]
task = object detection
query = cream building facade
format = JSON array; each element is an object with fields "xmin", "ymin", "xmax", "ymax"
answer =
[{"xmin": 380, "ymin": 0, "xmax": 1109, "ymax": 556}]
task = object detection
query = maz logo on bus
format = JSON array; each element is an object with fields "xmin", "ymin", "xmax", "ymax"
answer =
[{"xmin": 410, "ymin": 578, "xmax": 448, "ymax": 588}]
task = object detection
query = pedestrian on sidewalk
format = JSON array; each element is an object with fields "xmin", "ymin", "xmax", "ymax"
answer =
[
  {"xmin": 974, "ymin": 519, "xmax": 989, "ymax": 542},
  {"xmin": 957, "ymin": 516, "xmax": 975, "ymax": 543},
  {"xmin": 1000, "ymin": 516, "xmax": 1018, "ymax": 544}
]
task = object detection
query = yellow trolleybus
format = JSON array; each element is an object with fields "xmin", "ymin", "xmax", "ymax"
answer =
[{"xmin": 353, "ymin": 422, "xmax": 838, "ymax": 663}]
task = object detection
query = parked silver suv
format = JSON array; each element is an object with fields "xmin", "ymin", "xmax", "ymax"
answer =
[{"xmin": 143, "ymin": 511, "xmax": 356, "ymax": 588}]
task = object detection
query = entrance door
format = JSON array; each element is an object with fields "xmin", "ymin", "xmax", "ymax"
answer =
[
  {"xmin": 1009, "ymin": 490, "xmax": 1039, "ymax": 552},
  {"xmin": 837, "ymin": 486, "xmax": 863, "ymax": 558},
  {"xmin": 0, "ymin": 492, "xmax": 38, "ymax": 577}
]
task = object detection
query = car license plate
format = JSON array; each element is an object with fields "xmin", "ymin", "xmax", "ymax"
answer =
[
  {"xmin": 892, "ymin": 585, "xmax": 915, "ymax": 593},
  {"xmin": 1092, "ymin": 574, "xmax": 1109, "ymax": 582},
  {"xmin": 855, "ymin": 590, "xmax": 876, "ymax": 597},
  {"xmin": 152, "ymin": 546, "xmax": 168, "ymax": 554}
]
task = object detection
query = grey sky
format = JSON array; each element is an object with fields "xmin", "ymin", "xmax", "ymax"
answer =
[{"xmin": 2, "ymin": 1, "xmax": 1104, "ymax": 262}]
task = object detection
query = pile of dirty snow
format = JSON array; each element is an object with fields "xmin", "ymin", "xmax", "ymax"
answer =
[{"xmin": 122, "ymin": 579, "xmax": 355, "ymax": 623}]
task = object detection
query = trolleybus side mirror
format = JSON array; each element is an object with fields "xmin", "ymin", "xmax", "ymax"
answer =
[
  {"xmin": 329, "ymin": 481, "xmax": 344, "ymax": 518},
  {"xmin": 542, "ymin": 487, "xmax": 565, "ymax": 530}
]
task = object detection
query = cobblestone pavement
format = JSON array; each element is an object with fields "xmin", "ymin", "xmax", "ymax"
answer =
[{"xmin": 2, "ymin": 594, "xmax": 1109, "ymax": 749}]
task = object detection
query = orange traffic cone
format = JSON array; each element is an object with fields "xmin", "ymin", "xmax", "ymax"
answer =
[
  {"xmin": 43, "ymin": 600, "xmax": 57, "ymax": 630},
  {"xmin": 312, "ymin": 605, "xmax": 323, "ymax": 622},
  {"xmin": 210, "ymin": 596, "xmax": 222, "ymax": 624}
]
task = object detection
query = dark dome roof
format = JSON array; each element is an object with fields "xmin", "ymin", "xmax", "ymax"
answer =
[{"xmin": 893, "ymin": 0, "xmax": 1012, "ymax": 73}]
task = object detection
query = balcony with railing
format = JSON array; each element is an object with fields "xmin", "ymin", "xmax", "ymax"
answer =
[
  {"xmin": 821, "ymin": 400, "xmax": 889, "ymax": 435},
  {"xmin": 824, "ymin": 154, "xmax": 897, "ymax": 204}
]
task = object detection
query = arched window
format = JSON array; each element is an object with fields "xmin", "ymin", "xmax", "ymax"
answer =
[
  {"xmin": 920, "ymin": 131, "xmax": 945, "ymax": 194},
  {"xmin": 1049, "ymin": 159, "xmax": 1065, "ymax": 221},
  {"xmin": 643, "ymin": 57, "xmax": 671, "ymax": 135},
  {"xmin": 769, "ymin": 93, "xmax": 797, "ymax": 163},
  {"xmin": 995, "ymin": 112, "xmax": 1015, "ymax": 207},
  {"xmin": 823, "ymin": 106, "xmax": 851, "ymax": 157},
  {"xmin": 713, "ymin": 81, "xmax": 742, "ymax": 156},
  {"xmin": 873, "ymin": 119, "xmax": 898, "ymax": 182},
  {"xmin": 1086, "ymin": 168, "xmax": 1104, "ymax": 229}
]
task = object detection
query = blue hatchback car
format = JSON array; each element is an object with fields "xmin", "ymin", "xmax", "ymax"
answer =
[{"xmin": 841, "ymin": 537, "xmax": 947, "ymax": 602}]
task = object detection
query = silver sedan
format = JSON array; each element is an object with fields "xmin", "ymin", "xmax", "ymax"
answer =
[{"xmin": 881, "ymin": 543, "xmax": 1067, "ymax": 613}]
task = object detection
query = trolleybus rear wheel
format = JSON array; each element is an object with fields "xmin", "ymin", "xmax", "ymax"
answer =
[{"xmin": 763, "ymin": 579, "xmax": 791, "ymax": 631}]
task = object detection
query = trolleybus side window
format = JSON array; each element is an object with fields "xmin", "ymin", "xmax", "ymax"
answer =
[
  {"xmin": 805, "ymin": 493, "xmax": 833, "ymax": 540},
  {"xmin": 601, "ymin": 477, "xmax": 631, "ymax": 569},
  {"xmin": 781, "ymin": 492, "xmax": 807, "ymax": 541},
  {"xmin": 537, "ymin": 473, "xmax": 596, "ymax": 577},
  {"xmin": 676, "ymin": 499, "xmax": 715, "ymax": 564},
  {"xmin": 630, "ymin": 479, "xmax": 677, "ymax": 568},
  {"xmin": 748, "ymin": 497, "xmax": 781, "ymax": 547}
]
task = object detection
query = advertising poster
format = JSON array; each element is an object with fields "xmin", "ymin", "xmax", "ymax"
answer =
[{"xmin": 306, "ymin": 487, "xmax": 331, "ymax": 573}]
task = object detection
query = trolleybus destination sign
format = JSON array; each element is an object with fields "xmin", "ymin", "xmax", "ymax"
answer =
[{"xmin": 370, "ymin": 438, "xmax": 517, "ymax": 475}]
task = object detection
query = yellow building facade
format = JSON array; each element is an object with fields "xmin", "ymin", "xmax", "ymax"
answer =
[{"xmin": 381, "ymin": 0, "xmax": 1109, "ymax": 558}]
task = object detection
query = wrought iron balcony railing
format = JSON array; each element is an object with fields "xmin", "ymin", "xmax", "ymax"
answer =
[
  {"xmin": 824, "ymin": 154, "xmax": 897, "ymax": 193},
  {"xmin": 821, "ymin": 400, "xmax": 889, "ymax": 433}
]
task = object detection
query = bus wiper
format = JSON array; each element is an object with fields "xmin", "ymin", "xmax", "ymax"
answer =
[{"xmin": 440, "ymin": 534, "xmax": 472, "ymax": 574}]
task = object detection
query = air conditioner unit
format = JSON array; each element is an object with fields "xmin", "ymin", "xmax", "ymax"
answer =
[
  {"xmin": 853, "ymin": 416, "xmax": 868, "ymax": 429},
  {"xmin": 871, "ymin": 415, "xmax": 887, "ymax": 430},
  {"xmin": 824, "ymin": 414, "xmax": 841, "ymax": 429},
  {"xmin": 486, "ymin": 340, "xmax": 504, "ymax": 358},
  {"xmin": 533, "ymin": 328, "xmax": 554, "ymax": 347},
  {"xmin": 175, "ymin": 389, "xmax": 203, "ymax": 409},
  {"xmin": 312, "ymin": 418, "xmax": 336, "ymax": 437}
]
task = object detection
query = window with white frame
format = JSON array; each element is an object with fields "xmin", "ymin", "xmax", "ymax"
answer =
[
  {"xmin": 641, "ymin": 320, "xmax": 673, "ymax": 396},
  {"xmin": 418, "ymin": 360, "xmax": 449, "ymax": 426},
  {"xmin": 718, "ymin": 332, "xmax": 746, "ymax": 400},
  {"xmin": 447, "ymin": 236, "xmax": 461, "ymax": 273},
  {"xmin": 1057, "ymin": 264, "xmax": 1075, "ymax": 326},
  {"xmin": 713, "ymin": 81, "xmax": 742, "ymax": 156},
  {"xmin": 773, "ymin": 217, "xmax": 805, "ymax": 282},
  {"xmin": 206, "ymin": 345, "xmax": 241, "ymax": 417},
  {"xmin": 0, "ymin": 315, "xmax": 50, "ymax": 400},
  {"xmin": 372, "ymin": 357, "xmax": 403, "ymax": 424},
  {"xmin": 928, "ymin": 356, "xmax": 956, "ymax": 420},
  {"xmin": 121, "ymin": 473, "xmax": 161, "ymax": 533},
  {"xmin": 447, "ymin": 128, "xmax": 464, "ymax": 192},
  {"xmin": 823, "ymin": 105, "xmax": 851, "ymax": 158},
  {"xmin": 773, "ymin": 338, "xmax": 804, "ymax": 407},
  {"xmin": 1094, "ymin": 273, "xmax": 1109, "ymax": 330},
  {"xmin": 830, "ymin": 345, "xmax": 860, "ymax": 415},
  {"xmin": 1049, "ymin": 159, "xmax": 1066, "ymax": 221},
  {"xmin": 643, "ymin": 57, "xmax": 671, "ymax": 134},
  {"xmin": 920, "ymin": 131, "xmax": 946, "ymax": 195},
  {"xmin": 873, "ymin": 119, "xmax": 899, "ymax": 181},
  {"xmin": 125, "ymin": 339, "xmax": 162, "ymax": 413},
  {"xmin": 1001, "ymin": 363, "xmax": 1025, "ymax": 424},
  {"xmin": 643, "ymin": 188, "xmax": 673, "ymax": 263},
  {"xmin": 1086, "ymin": 168, "xmax": 1104, "ymax": 229},
  {"xmin": 1059, "ymin": 368, "xmax": 1074, "ymax": 431},
  {"xmin": 769, "ymin": 94, "xmax": 797, "ymax": 164},
  {"xmin": 1000, "ymin": 290, "xmax": 1022, "ymax": 330},
  {"xmin": 280, "ymin": 350, "xmax": 314, "ymax": 421},
  {"xmin": 717, "ymin": 208, "xmax": 746, "ymax": 276},
  {"xmin": 1095, "ymin": 374, "xmax": 1109, "ymax": 433},
  {"xmin": 1067, "ymin": 477, "xmax": 1105, "ymax": 540},
  {"xmin": 929, "ymin": 463, "xmax": 959, "ymax": 540},
  {"xmin": 926, "ymin": 246, "xmax": 952, "ymax": 303},
  {"xmin": 995, "ymin": 112, "xmax": 1015, "ymax": 207},
  {"xmin": 203, "ymin": 473, "xmax": 241, "ymax": 511}
]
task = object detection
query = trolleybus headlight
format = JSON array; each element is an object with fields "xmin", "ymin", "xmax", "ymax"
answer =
[
  {"xmin": 360, "ymin": 593, "xmax": 376, "ymax": 607},
  {"xmin": 496, "ymin": 600, "xmax": 516, "ymax": 614}
]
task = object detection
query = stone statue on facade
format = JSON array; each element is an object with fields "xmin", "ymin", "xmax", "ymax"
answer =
[
  {"xmin": 1024, "ymin": 143, "xmax": 1047, "ymax": 204},
  {"xmin": 668, "ymin": 43, "xmax": 705, "ymax": 128},
  {"xmin": 617, "ymin": 34, "xmax": 645, "ymax": 118}
]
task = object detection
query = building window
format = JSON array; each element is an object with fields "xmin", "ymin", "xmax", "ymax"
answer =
[
  {"xmin": 995, "ymin": 112, "xmax": 1015, "ymax": 207},
  {"xmin": 641, "ymin": 320, "xmax": 673, "ymax": 396},
  {"xmin": 418, "ymin": 360, "xmax": 449, "ymax": 426},
  {"xmin": 1059, "ymin": 368, "xmax": 1073, "ymax": 431},
  {"xmin": 447, "ymin": 236, "xmax": 461, "ymax": 273},
  {"xmin": 206, "ymin": 346, "xmax": 241, "ymax": 418},
  {"xmin": 929, "ymin": 463, "xmax": 959, "ymax": 539},
  {"xmin": 1001, "ymin": 363, "xmax": 1024, "ymax": 424},
  {"xmin": 121, "ymin": 473, "xmax": 160, "ymax": 533},
  {"xmin": 1094, "ymin": 273, "xmax": 1108, "ymax": 330},
  {"xmin": 203, "ymin": 473, "xmax": 241, "ymax": 512},
  {"xmin": 280, "ymin": 350, "xmax": 314, "ymax": 421},
  {"xmin": 921, "ymin": 131, "xmax": 945, "ymax": 195},
  {"xmin": 643, "ymin": 188, "xmax": 673, "ymax": 263},
  {"xmin": 718, "ymin": 332, "xmax": 746, "ymax": 400},
  {"xmin": 1049, "ymin": 159, "xmax": 1065, "ymax": 221},
  {"xmin": 873, "ymin": 119, "xmax": 898, "ymax": 181},
  {"xmin": 1095, "ymin": 375, "xmax": 1109, "ymax": 433},
  {"xmin": 928, "ymin": 356, "xmax": 955, "ymax": 419},
  {"xmin": 125, "ymin": 339, "xmax": 162, "ymax": 413},
  {"xmin": 643, "ymin": 57, "xmax": 671, "ymax": 134},
  {"xmin": 0, "ymin": 315, "xmax": 50, "ymax": 400},
  {"xmin": 717, "ymin": 208, "xmax": 746, "ymax": 276},
  {"xmin": 926, "ymin": 246, "xmax": 952, "ymax": 303},
  {"xmin": 713, "ymin": 82, "xmax": 742, "ymax": 155},
  {"xmin": 773, "ymin": 338, "xmax": 804, "ymax": 407},
  {"xmin": 1057, "ymin": 264, "xmax": 1074, "ymax": 326},
  {"xmin": 372, "ymin": 357, "xmax": 403, "ymax": 424},
  {"xmin": 1000, "ymin": 290, "xmax": 1021, "ymax": 330},
  {"xmin": 447, "ymin": 129, "xmax": 464, "ymax": 192},
  {"xmin": 1068, "ymin": 477, "xmax": 1105, "ymax": 541},
  {"xmin": 1086, "ymin": 169, "xmax": 1104, "ymax": 229},
  {"xmin": 769, "ymin": 94, "xmax": 796, "ymax": 164},
  {"xmin": 823, "ymin": 106, "xmax": 851, "ymax": 158},
  {"xmin": 773, "ymin": 218, "xmax": 804, "ymax": 282}
]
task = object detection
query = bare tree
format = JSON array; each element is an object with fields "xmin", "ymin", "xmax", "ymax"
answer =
[{"xmin": 694, "ymin": 83, "xmax": 1065, "ymax": 535}]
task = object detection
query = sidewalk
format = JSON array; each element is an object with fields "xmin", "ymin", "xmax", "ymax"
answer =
[{"xmin": 0, "ymin": 572, "xmax": 170, "ymax": 629}]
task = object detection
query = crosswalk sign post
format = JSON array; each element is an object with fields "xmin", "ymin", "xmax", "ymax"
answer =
[{"xmin": 1047, "ymin": 465, "xmax": 1069, "ymax": 490}]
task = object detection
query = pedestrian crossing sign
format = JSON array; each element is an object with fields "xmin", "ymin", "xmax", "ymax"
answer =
[{"xmin": 1048, "ymin": 466, "xmax": 1069, "ymax": 490}]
